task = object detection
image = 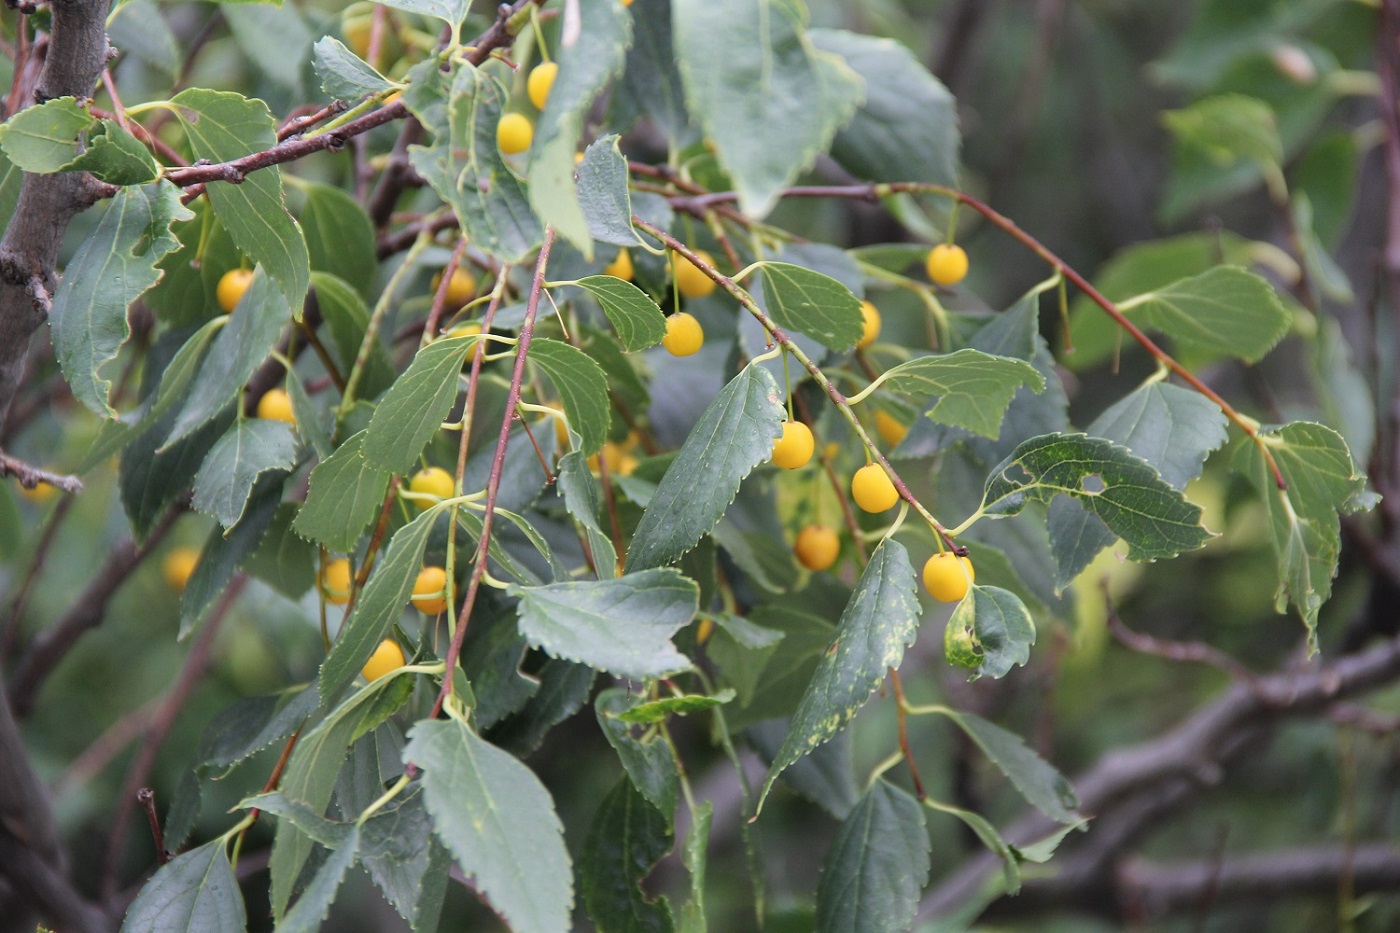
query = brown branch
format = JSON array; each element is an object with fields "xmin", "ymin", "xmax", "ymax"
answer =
[
  {"xmin": 0, "ymin": 450, "xmax": 81, "ymax": 494},
  {"xmin": 8, "ymin": 505, "xmax": 182, "ymax": 717},
  {"xmin": 1104, "ymin": 586, "xmax": 1259, "ymax": 686}
]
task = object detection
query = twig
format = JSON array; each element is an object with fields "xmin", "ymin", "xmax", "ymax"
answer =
[
  {"xmin": 101, "ymin": 575, "xmax": 245, "ymax": 897},
  {"xmin": 136, "ymin": 789, "xmax": 167, "ymax": 866},
  {"xmin": 433, "ymin": 228, "xmax": 556, "ymax": 717},
  {"xmin": 1103, "ymin": 584, "xmax": 1259, "ymax": 686},
  {"xmin": 0, "ymin": 451, "xmax": 81, "ymax": 494},
  {"xmin": 0, "ymin": 493, "xmax": 74, "ymax": 664}
]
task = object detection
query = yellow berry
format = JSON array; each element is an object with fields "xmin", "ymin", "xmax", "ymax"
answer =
[
  {"xmin": 217, "ymin": 268, "xmax": 254, "ymax": 313},
  {"xmin": 621, "ymin": 0, "xmax": 633, "ymax": 6},
  {"xmin": 851, "ymin": 463, "xmax": 899, "ymax": 513},
  {"xmin": 320, "ymin": 558, "xmax": 353, "ymax": 605},
  {"xmin": 856, "ymin": 300, "xmax": 880, "ymax": 349},
  {"xmin": 446, "ymin": 322, "xmax": 482, "ymax": 339},
  {"xmin": 574, "ymin": 151, "xmax": 586, "ymax": 164},
  {"xmin": 926, "ymin": 244, "xmax": 969, "ymax": 286},
  {"xmin": 408, "ymin": 467, "xmax": 454, "ymax": 508},
  {"xmin": 794, "ymin": 525, "xmax": 840, "ymax": 571},
  {"xmin": 696, "ymin": 617, "xmax": 714, "ymax": 643},
  {"xmin": 256, "ymin": 388, "xmax": 296, "ymax": 425},
  {"xmin": 874, "ymin": 409, "xmax": 907, "ymax": 447},
  {"xmin": 361, "ymin": 638, "xmax": 406, "ymax": 681},
  {"xmin": 412, "ymin": 566, "xmax": 450, "ymax": 615},
  {"xmin": 822, "ymin": 441, "xmax": 841, "ymax": 463},
  {"xmin": 604, "ymin": 249, "xmax": 634, "ymax": 281},
  {"xmin": 923, "ymin": 552, "xmax": 975, "ymax": 602},
  {"xmin": 163, "ymin": 546, "xmax": 200, "ymax": 592},
  {"xmin": 17, "ymin": 481, "xmax": 57, "ymax": 503},
  {"xmin": 497, "ymin": 112, "xmax": 533, "ymax": 155},
  {"xmin": 383, "ymin": 90, "xmax": 402, "ymax": 106},
  {"xmin": 587, "ymin": 441, "xmax": 637, "ymax": 476},
  {"xmin": 432, "ymin": 267, "xmax": 477, "ymax": 308},
  {"xmin": 673, "ymin": 249, "xmax": 717, "ymax": 299},
  {"xmin": 662, "ymin": 312, "xmax": 704, "ymax": 357},
  {"xmin": 771, "ymin": 420, "xmax": 814, "ymax": 470},
  {"xmin": 527, "ymin": 61, "xmax": 558, "ymax": 110}
]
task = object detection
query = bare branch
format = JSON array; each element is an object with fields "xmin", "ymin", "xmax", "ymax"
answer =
[{"xmin": 0, "ymin": 450, "xmax": 81, "ymax": 494}]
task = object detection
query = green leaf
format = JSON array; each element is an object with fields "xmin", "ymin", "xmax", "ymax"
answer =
[
  {"xmin": 809, "ymin": 29, "xmax": 959, "ymax": 190},
  {"xmin": 311, "ymin": 271, "xmax": 396, "ymax": 396},
  {"xmin": 529, "ymin": 338, "xmax": 611, "ymax": 456},
  {"xmin": 193, "ymin": 419, "xmax": 298, "ymax": 530},
  {"xmin": 318, "ymin": 509, "xmax": 435, "ymax": 702},
  {"xmin": 246, "ymin": 504, "xmax": 317, "ymax": 598},
  {"xmin": 359, "ymin": 790, "xmax": 451, "ymax": 930},
  {"xmin": 580, "ymin": 778, "xmax": 675, "ymax": 933},
  {"xmin": 166, "ymin": 268, "xmax": 289, "ymax": 445},
  {"xmin": 614, "ymin": 0, "xmax": 695, "ymax": 147},
  {"xmin": 181, "ymin": 477, "xmax": 281, "ymax": 638},
  {"xmin": 814, "ymin": 780, "xmax": 929, "ymax": 933},
  {"xmin": 528, "ymin": 0, "xmax": 633, "ymax": 256},
  {"xmin": 1048, "ymin": 383, "xmax": 1229, "ymax": 587},
  {"xmin": 1237, "ymin": 422, "xmax": 1370, "ymax": 651},
  {"xmin": 576, "ymin": 275, "xmax": 667, "ymax": 351},
  {"xmin": 170, "ymin": 88, "xmax": 310, "ymax": 311},
  {"xmin": 107, "ymin": 0, "xmax": 179, "ymax": 76},
  {"xmin": 121, "ymin": 408, "xmax": 231, "ymax": 541},
  {"xmin": 403, "ymin": 718, "xmax": 573, "ymax": 933},
  {"xmin": 363, "ymin": 335, "xmax": 471, "ymax": 475},
  {"xmin": 616, "ymin": 689, "xmax": 735, "ymax": 724},
  {"xmin": 373, "ymin": 0, "xmax": 468, "ymax": 29},
  {"xmin": 1163, "ymin": 92, "xmax": 1283, "ymax": 173},
  {"xmin": 299, "ymin": 183, "xmax": 378, "ymax": 299},
  {"xmin": 923, "ymin": 797, "xmax": 1022, "ymax": 894},
  {"xmin": 1115, "ymin": 265, "xmax": 1290, "ymax": 364},
  {"xmin": 979, "ymin": 433, "xmax": 1212, "ymax": 561},
  {"xmin": 723, "ymin": 605, "xmax": 834, "ymax": 730},
  {"xmin": 628, "ymin": 364, "xmax": 784, "ymax": 570},
  {"xmin": 0, "ymin": 96, "xmax": 93, "ymax": 171},
  {"xmin": 705, "ymin": 613, "xmax": 785, "ymax": 707},
  {"xmin": 757, "ymin": 262, "xmax": 864, "ymax": 350},
  {"xmin": 408, "ymin": 63, "xmax": 542, "ymax": 262},
  {"xmin": 759, "ymin": 539, "xmax": 919, "ymax": 809},
  {"xmin": 249, "ymin": 797, "xmax": 359, "ymax": 933},
  {"xmin": 673, "ymin": 0, "xmax": 863, "ymax": 217},
  {"xmin": 292, "ymin": 431, "xmax": 392, "ymax": 553},
  {"xmin": 935, "ymin": 708, "xmax": 1080, "ymax": 824},
  {"xmin": 271, "ymin": 677, "xmax": 412, "ymax": 917},
  {"xmin": 557, "ymin": 451, "xmax": 618, "ymax": 578},
  {"xmin": 876, "ymin": 349, "xmax": 1046, "ymax": 439},
  {"xmin": 596, "ymin": 689, "xmax": 680, "ymax": 822},
  {"xmin": 312, "ymin": 37, "xmax": 393, "ymax": 101},
  {"xmin": 510, "ymin": 569, "xmax": 698, "ymax": 679},
  {"xmin": 678, "ymin": 802, "xmax": 711, "ymax": 933},
  {"xmin": 199, "ymin": 685, "xmax": 320, "ymax": 772},
  {"xmin": 66, "ymin": 120, "xmax": 161, "ymax": 185},
  {"xmin": 944, "ymin": 584, "xmax": 1036, "ymax": 681},
  {"xmin": 50, "ymin": 183, "xmax": 193, "ymax": 417},
  {"xmin": 120, "ymin": 839, "xmax": 246, "ymax": 933},
  {"xmin": 577, "ymin": 135, "xmax": 643, "ymax": 248}
]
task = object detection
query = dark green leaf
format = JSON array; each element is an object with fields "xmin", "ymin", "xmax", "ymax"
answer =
[
  {"xmin": 576, "ymin": 275, "xmax": 667, "ymax": 351},
  {"xmin": 935, "ymin": 708, "xmax": 1080, "ymax": 824},
  {"xmin": 171, "ymin": 88, "xmax": 310, "ymax": 311},
  {"xmin": 359, "ymin": 789, "xmax": 451, "ymax": 930},
  {"xmin": 614, "ymin": 0, "xmax": 694, "ymax": 146},
  {"xmin": 0, "ymin": 96, "xmax": 93, "ymax": 171},
  {"xmin": 577, "ymin": 135, "xmax": 642, "ymax": 249},
  {"xmin": 979, "ymin": 433, "xmax": 1212, "ymax": 560},
  {"xmin": 673, "ymin": 0, "xmax": 862, "ymax": 217},
  {"xmin": 596, "ymin": 689, "xmax": 680, "ymax": 822},
  {"xmin": 363, "ymin": 335, "xmax": 470, "ymax": 476},
  {"xmin": 616, "ymin": 689, "xmax": 735, "ymax": 723},
  {"xmin": 814, "ymin": 780, "xmax": 929, "ymax": 933},
  {"xmin": 312, "ymin": 37, "xmax": 393, "ymax": 102},
  {"xmin": 403, "ymin": 718, "xmax": 573, "ymax": 933},
  {"xmin": 510, "ymin": 569, "xmax": 698, "ymax": 679},
  {"xmin": 51, "ymin": 183, "xmax": 192, "ymax": 416},
  {"xmin": 120, "ymin": 839, "xmax": 246, "ymax": 933},
  {"xmin": 121, "ymin": 409, "xmax": 231, "ymax": 541},
  {"xmin": 759, "ymin": 539, "xmax": 920, "ymax": 808},
  {"xmin": 318, "ymin": 509, "xmax": 435, "ymax": 702},
  {"xmin": 1116, "ymin": 265, "xmax": 1290, "ymax": 364},
  {"xmin": 580, "ymin": 778, "xmax": 675, "ymax": 933},
  {"xmin": 249, "ymin": 796, "xmax": 360, "ymax": 933},
  {"xmin": 529, "ymin": 337, "xmax": 611, "ymax": 457},
  {"xmin": 943, "ymin": 584, "xmax": 1036, "ymax": 680},
  {"xmin": 192, "ymin": 419, "xmax": 298, "ymax": 530},
  {"xmin": 292, "ymin": 431, "xmax": 392, "ymax": 553},
  {"xmin": 557, "ymin": 451, "xmax": 618, "ymax": 578},
  {"xmin": 678, "ymin": 802, "xmax": 711, "ymax": 933},
  {"xmin": 311, "ymin": 272, "xmax": 396, "ymax": 397},
  {"xmin": 628, "ymin": 364, "xmax": 784, "ymax": 570},
  {"xmin": 876, "ymin": 349, "xmax": 1046, "ymax": 440},
  {"xmin": 757, "ymin": 262, "xmax": 864, "ymax": 350},
  {"xmin": 67, "ymin": 120, "xmax": 161, "ymax": 185},
  {"xmin": 181, "ymin": 477, "xmax": 282, "ymax": 638},
  {"xmin": 299, "ymin": 183, "xmax": 378, "ymax": 298}
]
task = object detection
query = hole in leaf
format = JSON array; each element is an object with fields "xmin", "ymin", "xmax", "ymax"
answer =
[
  {"xmin": 1080, "ymin": 474, "xmax": 1106, "ymax": 496},
  {"xmin": 1002, "ymin": 463, "xmax": 1033, "ymax": 486}
]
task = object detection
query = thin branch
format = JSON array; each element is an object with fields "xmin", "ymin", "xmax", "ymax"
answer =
[
  {"xmin": 0, "ymin": 451, "xmax": 81, "ymax": 494},
  {"xmin": 0, "ymin": 493, "xmax": 73, "ymax": 664},
  {"xmin": 1104, "ymin": 585, "xmax": 1259, "ymax": 686}
]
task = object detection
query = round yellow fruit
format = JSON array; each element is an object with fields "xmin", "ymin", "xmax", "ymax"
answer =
[
  {"xmin": 673, "ymin": 249, "xmax": 717, "ymax": 299},
  {"xmin": 447, "ymin": 322, "xmax": 482, "ymax": 339},
  {"xmin": 857, "ymin": 300, "xmax": 880, "ymax": 349},
  {"xmin": 604, "ymin": 249, "xmax": 634, "ymax": 281},
  {"xmin": 874, "ymin": 409, "xmax": 907, "ymax": 447},
  {"xmin": 432, "ymin": 266, "xmax": 477, "ymax": 307},
  {"xmin": 412, "ymin": 566, "xmax": 450, "ymax": 615},
  {"xmin": 923, "ymin": 552, "xmax": 975, "ymax": 602},
  {"xmin": 926, "ymin": 244, "xmax": 969, "ymax": 286},
  {"xmin": 361, "ymin": 638, "xmax": 406, "ymax": 681},
  {"xmin": 527, "ymin": 61, "xmax": 558, "ymax": 110},
  {"xmin": 320, "ymin": 558, "xmax": 353, "ymax": 605},
  {"xmin": 771, "ymin": 420, "xmax": 814, "ymax": 470},
  {"xmin": 497, "ymin": 112, "xmax": 533, "ymax": 155},
  {"xmin": 588, "ymin": 441, "xmax": 637, "ymax": 476},
  {"xmin": 794, "ymin": 525, "xmax": 840, "ymax": 571},
  {"xmin": 256, "ymin": 388, "xmax": 296, "ymax": 425},
  {"xmin": 217, "ymin": 268, "xmax": 254, "ymax": 313},
  {"xmin": 17, "ymin": 481, "xmax": 56, "ymax": 503},
  {"xmin": 851, "ymin": 462, "xmax": 899, "ymax": 513},
  {"xmin": 662, "ymin": 312, "xmax": 704, "ymax": 357},
  {"xmin": 408, "ymin": 467, "xmax": 454, "ymax": 508},
  {"xmin": 163, "ymin": 547, "xmax": 200, "ymax": 592}
]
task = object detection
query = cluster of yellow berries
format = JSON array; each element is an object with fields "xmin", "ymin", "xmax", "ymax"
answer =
[
  {"xmin": 497, "ymin": 59, "xmax": 558, "ymax": 156},
  {"xmin": 312, "ymin": 556, "xmax": 453, "ymax": 681}
]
